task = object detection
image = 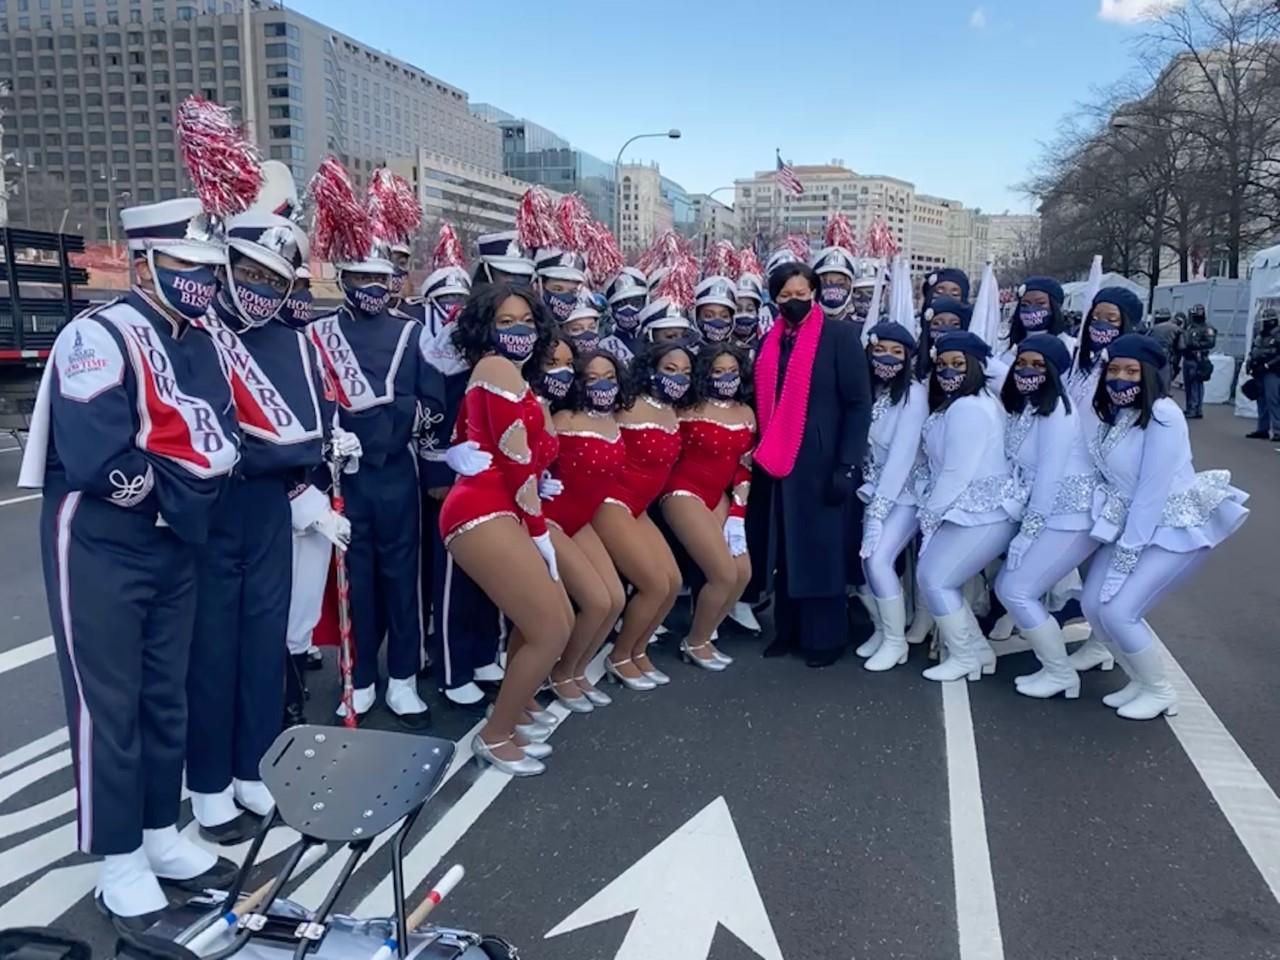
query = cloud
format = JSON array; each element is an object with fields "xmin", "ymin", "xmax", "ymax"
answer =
[
  {"xmin": 1098, "ymin": 0, "xmax": 1185, "ymax": 23},
  {"xmin": 969, "ymin": 5, "xmax": 988, "ymax": 28}
]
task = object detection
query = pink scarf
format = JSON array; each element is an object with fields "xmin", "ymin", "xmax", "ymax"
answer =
[{"xmin": 754, "ymin": 303, "xmax": 824, "ymax": 478}]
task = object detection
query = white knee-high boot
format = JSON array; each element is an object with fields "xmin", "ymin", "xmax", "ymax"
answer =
[
  {"xmin": 854, "ymin": 587, "xmax": 883, "ymax": 658},
  {"xmin": 962, "ymin": 606, "xmax": 997, "ymax": 675},
  {"xmin": 905, "ymin": 605, "xmax": 933, "ymax": 645},
  {"xmin": 922, "ymin": 609, "xmax": 986, "ymax": 682},
  {"xmin": 1068, "ymin": 635, "xmax": 1115, "ymax": 672},
  {"xmin": 1101, "ymin": 648, "xmax": 1143, "ymax": 708},
  {"xmin": 1015, "ymin": 619, "xmax": 1080, "ymax": 700},
  {"xmin": 865, "ymin": 594, "xmax": 909, "ymax": 672},
  {"xmin": 1114, "ymin": 645, "xmax": 1178, "ymax": 720}
]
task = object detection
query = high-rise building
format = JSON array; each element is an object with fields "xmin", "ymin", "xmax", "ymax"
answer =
[
  {"xmin": 940, "ymin": 200, "xmax": 990, "ymax": 284},
  {"xmin": 618, "ymin": 162, "xmax": 672, "ymax": 253},
  {"xmin": 660, "ymin": 175, "xmax": 695, "ymax": 238},
  {"xmin": 0, "ymin": 0, "xmax": 500, "ymax": 242},
  {"xmin": 910, "ymin": 194, "xmax": 952, "ymax": 279},
  {"xmin": 690, "ymin": 193, "xmax": 737, "ymax": 246}
]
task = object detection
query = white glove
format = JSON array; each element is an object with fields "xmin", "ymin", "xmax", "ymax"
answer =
[
  {"xmin": 311, "ymin": 509, "xmax": 352, "ymax": 552},
  {"xmin": 289, "ymin": 485, "xmax": 331, "ymax": 531},
  {"xmin": 860, "ymin": 518, "xmax": 884, "ymax": 560},
  {"xmin": 723, "ymin": 516, "xmax": 747, "ymax": 558},
  {"xmin": 331, "ymin": 426, "xmax": 362, "ymax": 475},
  {"xmin": 532, "ymin": 532, "xmax": 559, "ymax": 581},
  {"xmin": 539, "ymin": 470, "xmax": 564, "ymax": 501},
  {"xmin": 1005, "ymin": 533, "xmax": 1033, "ymax": 571},
  {"xmin": 444, "ymin": 440, "xmax": 493, "ymax": 478}
]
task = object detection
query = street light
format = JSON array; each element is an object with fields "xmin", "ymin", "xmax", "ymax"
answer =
[{"xmin": 613, "ymin": 129, "xmax": 682, "ymax": 237}]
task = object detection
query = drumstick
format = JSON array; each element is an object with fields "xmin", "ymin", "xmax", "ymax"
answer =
[
  {"xmin": 184, "ymin": 844, "xmax": 329, "ymax": 955},
  {"xmin": 365, "ymin": 865, "xmax": 466, "ymax": 960}
]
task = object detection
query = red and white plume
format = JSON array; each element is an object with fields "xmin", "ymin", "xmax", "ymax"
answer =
[
  {"xmin": 784, "ymin": 233, "xmax": 811, "ymax": 262},
  {"xmin": 583, "ymin": 221, "xmax": 624, "ymax": 286},
  {"xmin": 516, "ymin": 186, "xmax": 559, "ymax": 250},
  {"xmin": 865, "ymin": 216, "xmax": 900, "ymax": 258},
  {"xmin": 737, "ymin": 246, "xmax": 763, "ymax": 277},
  {"xmin": 635, "ymin": 229, "xmax": 688, "ymax": 275},
  {"xmin": 825, "ymin": 213, "xmax": 858, "ymax": 255},
  {"xmin": 554, "ymin": 194, "xmax": 594, "ymax": 252},
  {"xmin": 307, "ymin": 156, "xmax": 374, "ymax": 264},
  {"xmin": 704, "ymin": 239, "xmax": 739, "ymax": 280},
  {"xmin": 431, "ymin": 221, "xmax": 465, "ymax": 271},
  {"xmin": 367, "ymin": 167, "xmax": 422, "ymax": 244},
  {"xmin": 175, "ymin": 94, "xmax": 263, "ymax": 219},
  {"xmin": 653, "ymin": 250, "xmax": 698, "ymax": 310}
]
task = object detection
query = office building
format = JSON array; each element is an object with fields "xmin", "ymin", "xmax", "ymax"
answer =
[
  {"xmin": 660, "ymin": 175, "xmax": 695, "ymax": 238},
  {"xmin": 502, "ymin": 145, "xmax": 615, "ymax": 229},
  {"xmin": 910, "ymin": 194, "xmax": 952, "ymax": 279},
  {"xmin": 691, "ymin": 193, "xmax": 737, "ymax": 246},
  {"xmin": 618, "ymin": 162, "xmax": 672, "ymax": 253},
  {"xmin": 987, "ymin": 213, "xmax": 1042, "ymax": 277},
  {"xmin": 941, "ymin": 200, "xmax": 990, "ymax": 284}
]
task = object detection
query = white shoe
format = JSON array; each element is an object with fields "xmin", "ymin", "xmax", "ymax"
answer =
[
  {"xmin": 1068, "ymin": 636, "xmax": 1115, "ymax": 673},
  {"xmin": 963, "ymin": 607, "xmax": 998, "ymax": 675},
  {"xmin": 233, "ymin": 779, "xmax": 275, "ymax": 817},
  {"xmin": 473, "ymin": 662, "xmax": 505, "ymax": 683},
  {"xmin": 98, "ymin": 847, "xmax": 167, "ymax": 917},
  {"xmin": 1101, "ymin": 651, "xmax": 1143, "ymax": 708},
  {"xmin": 143, "ymin": 825, "xmax": 217, "ymax": 882},
  {"xmin": 988, "ymin": 613, "xmax": 1015, "ymax": 642},
  {"xmin": 1114, "ymin": 645, "xmax": 1178, "ymax": 720},
  {"xmin": 1015, "ymin": 619, "xmax": 1080, "ymax": 700},
  {"xmin": 727, "ymin": 601, "xmax": 761, "ymax": 632},
  {"xmin": 444, "ymin": 682, "xmax": 486, "ymax": 706},
  {"xmin": 854, "ymin": 589, "xmax": 883, "ymax": 658},
  {"xmin": 336, "ymin": 683, "xmax": 376, "ymax": 719},
  {"xmin": 922, "ymin": 609, "xmax": 986, "ymax": 682},
  {"xmin": 386, "ymin": 676, "xmax": 429, "ymax": 716},
  {"xmin": 653, "ymin": 624, "xmax": 668, "ymax": 637},
  {"xmin": 191, "ymin": 786, "xmax": 239, "ymax": 828},
  {"xmin": 905, "ymin": 607, "xmax": 934, "ymax": 645},
  {"xmin": 865, "ymin": 594, "xmax": 909, "ymax": 672}
]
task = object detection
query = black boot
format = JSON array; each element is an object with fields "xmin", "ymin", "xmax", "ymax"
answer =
[{"xmin": 283, "ymin": 653, "xmax": 308, "ymax": 727}]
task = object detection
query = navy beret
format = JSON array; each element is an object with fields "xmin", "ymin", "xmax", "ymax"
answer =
[
  {"xmin": 1091, "ymin": 286, "xmax": 1144, "ymax": 329},
  {"xmin": 934, "ymin": 330, "xmax": 992, "ymax": 362},
  {"xmin": 1017, "ymin": 333, "xmax": 1071, "ymax": 374},
  {"xmin": 1107, "ymin": 333, "xmax": 1167, "ymax": 370},
  {"xmin": 1020, "ymin": 276, "xmax": 1065, "ymax": 306},
  {"xmin": 925, "ymin": 296, "xmax": 973, "ymax": 329},
  {"xmin": 924, "ymin": 268, "xmax": 971, "ymax": 303},
  {"xmin": 867, "ymin": 320, "xmax": 918, "ymax": 354}
]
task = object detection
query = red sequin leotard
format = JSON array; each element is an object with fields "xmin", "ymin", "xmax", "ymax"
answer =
[
  {"xmin": 440, "ymin": 378, "xmax": 549, "ymax": 545},
  {"xmin": 662, "ymin": 411, "xmax": 755, "ymax": 518},
  {"xmin": 545, "ymin": 420, "xmax": 626, "ymax": 536},
  {"xmin": 602, "ymin": 396, "xmax": 682, "ymax": 518}
]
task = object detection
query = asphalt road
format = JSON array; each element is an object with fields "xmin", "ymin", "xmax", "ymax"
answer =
[{"xmin": 0, "ymin": 402, "xmax": 1277, "ymax": 960}]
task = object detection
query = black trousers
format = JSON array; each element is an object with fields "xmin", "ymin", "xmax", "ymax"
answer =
[
  {"xmin": 428, "ymin": 525, "xmax": 502, "ymax": 691},
  {"xmin": 42, "ymin": 487, "xmax": 196, "ymax": 855},
  {"xmin": 772, "ymin": 493, "xmax": 848, "ymax": 653}
]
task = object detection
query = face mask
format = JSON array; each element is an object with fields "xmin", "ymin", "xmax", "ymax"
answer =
[
  {"xmin": 653, "ymin": 372, "xmax": 690, "ymax": 403},
  {"xmin": 613, "ymin": 303, "xmax": 643, "ymax": 333},
  {"xmin": 492, "ymin": 322, "xmax": 537, "ymax": 364},
  {"xmin": 1020, "ymin": 305, "xmax": 1051, "ymax": 332},
  {"xmin": 779, "ymin": 298, "xmax": 812, "ymax": 325},
  {"xmin": 543, "ymin": 289, "xmax": 578, "ymax": 322},
  {"xmin": 344, "ymin": 279, "xmax": 390, "ymax": 316},
  {"xmin": 733, "ymin": 313, "xmax": 758, "ymax": 338},
  {"xmin": 710, "ymin": 372, "xmax": 741, "ymax": 398},
  {"xmin": 701, "ymin": 317, "xmax": 732, "ymax": 342},
  {"xmin": 871, "ymin": 355, "xmax": 904, "ymax": 382},
  {"xmin": 429, "ymin": 298, "xmax": 464, "ymax": 329},
  {"xmin": 1089, "ymin": 320, "xmax": 1121, "ymax": 349},
  {"xmin": 1107, "ymin": 378, "xmax": 1141, "ymax": 407},
  {"xmin": 388, "ymin": 270, "xmax": 407, "ymax": 296},
  {"xmin": 278, "ymin": 288, "xmax": 313, "ymax": 329},
  {"xmin": 1013, "ymin": 366, "xmax": 1046, "ymax": 395},
  {"xmin": 586, "ymin": 378, "xmax": 618, "ymax": 411},
  {"xmin": 541, "ymin": 366, "xmax": 574, "ymax": 400},
  {"xmin": 936, "ymin": 366, "xmax": 965, "ymax": 394},
  {"xmin": 819, "ymin": 281, "xmax": 851, "ymax": 312},
  {"xmin": 232, "ymin": 279, "xmax": 286, "ymax": 326},
  {"xmin": 154, "ymin": 264, "xmax": 217, "ymax": 320},
  {"xmin": 566, "ymin": 329, "xmax": 600, "ymax": 353}
]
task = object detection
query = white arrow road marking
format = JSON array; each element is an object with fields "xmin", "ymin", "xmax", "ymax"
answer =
[
  {"xmin": 0, "ymin": 636, "xmax": 55, "ymax": 676},
  {"xmin": 545, "ymin": 795, "xmax": 784, "ymax": 960}
]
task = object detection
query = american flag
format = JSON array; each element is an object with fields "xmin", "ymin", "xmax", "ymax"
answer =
[{"xmin": 774, "ymin": 150, "xmax": 804, "ymax": 196}]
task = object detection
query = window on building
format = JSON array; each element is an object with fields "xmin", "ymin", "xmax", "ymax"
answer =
[
  {"xmin": 197, "ymin": 26, "xmax": 213, "ymax": 41},
  {"xmin": 111, "ymin": 148, "xmax": 128, "ymax": 164},
  {"xmin": 198, "ymin": 46, "xmax": 214, "ymax": 61},
  {"xmin": 222, "ymin": 44, "xmax": 237, "ymax": 61},
  {"xmin": 174, "ymin": 47, "xmax": 190, "ymax": 62},
  {"xmin": 199, "ymin": 67, "xmax": 215, "ymax": 82},
  {"xmin": 176, "ymin": 68, "xmax": 192, "ymax": 82}
]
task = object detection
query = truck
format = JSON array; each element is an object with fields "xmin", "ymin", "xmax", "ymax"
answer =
[{"xmin": 1150, "ymin": 277, "xmax": 1252, "ymax": 358}]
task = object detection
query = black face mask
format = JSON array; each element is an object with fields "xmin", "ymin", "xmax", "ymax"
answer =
[{"xmin": 778, "ymin": 298, "xmax": 812, "ymax": 325}]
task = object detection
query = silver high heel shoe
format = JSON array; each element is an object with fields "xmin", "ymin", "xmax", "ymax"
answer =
[
  {"xmin": 604, "ymin": 658, "xmax": 657, "ymax": 691},
  {"xmin": 575, "ymin": 675, "xmax": 613, "ymax": 706},
  {"xmin": 471, "ymin": 735, "xmax": 545, "ymax": 777},
  {"xmin": 515, "ymin": 719, "xmax": 553, "ymax": 743},
  {"xmin": 527, "ymin": 707, "xmax": 560, "ymax": 727},
  {"xmin": 549, "ymin": 678, "xmax": 594, "ymax": 713},
  {"xmin": 633, "ymin": 659, "xmax": 671, "ymax": 685},
  {"xmin": 711, "ymin": 646, "xmax": 734, "ymax": 666},
  {"xmin": 519, "ymin": 740, "xmax": 553, "ymax": 760},
  {"xmin": 680, "ymin": 640, "xmax": 728, "ymax": 672}
]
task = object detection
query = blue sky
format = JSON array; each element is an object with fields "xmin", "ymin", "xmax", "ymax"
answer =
[{"xmin": 291, "ymin": 0, "xmax": 1159, "ymax": 213}]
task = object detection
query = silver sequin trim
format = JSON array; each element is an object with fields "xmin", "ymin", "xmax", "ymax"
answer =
[
  {"xmin": 499, "ymin": 420, "xmax": 531, "ymax": 465},
  {"xmin": 467, "ymin": 379, "xmax": 528, "ymax": 404},
  {"xmin": 1161, "ymin": 469, "xmax": 1235, "ymax": 528},
  {"xmin": 1111, "ymin": 545, "xmax": 1140, "ymax": 574},
  {"xmin": 862, "ymin": 459, "xmax": 882, "ymax": 489},
  {"xmin": 870, "ymin": 390, "xmax": 894, "ymax": 424},
  {"xmin": 918, "ymin": 508, "xmax": 942, "ymax": 536},
  {"xmin": 1004, "ymin": 408, "xmax": 1035, "ymax": 462},
  {"xmin": 1051, "ymin": 473, "xmax": 1098, "ymax": 514},
  {"xmin": 620, "ymin": 421, "xmax": 679, "ymax": 434},
  {"xmin": 1020, "ymin": 510, "xmax": 1047, "ymax": 541},
  {"xmin": 868, "ymin": 495, "xmax": 895, "ymax": 521},
  {"xmin": 950, "ymin": 474, "xmax": 1019, "ymax": 514},
  {"xmin": 444, "ymin": 510, "xmax": 518, "ymax": 547}
]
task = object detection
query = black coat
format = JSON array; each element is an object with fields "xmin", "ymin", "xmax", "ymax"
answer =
[{"xmin": 750, "ymin": 318, "xmax": 872, "ymax": 599}]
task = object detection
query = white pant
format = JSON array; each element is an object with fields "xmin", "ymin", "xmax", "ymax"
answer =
[
  {"xmin": 1081, "ymin": 544, "xmax": 1208, "ymax": 654},
  {"xmin": 861, "ymin": 504, "xmax": 919, "ymax": 600},
  {"xmin": 287, "ymin": 528, "xmax": 333, "ymax": 655},
  {"xmin": 917, "ymin": 520, "xmax": 1018, "ymax": 617},
  {"xmin": 994, "ymin": 529, "xmax": 1099, "ymax": 631}
]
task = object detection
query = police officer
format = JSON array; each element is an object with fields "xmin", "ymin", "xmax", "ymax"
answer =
[
  {"xmin": 1180, "ymin": 304, "xmax": 1217, "ymax": 418},
  {"xmin": 1246, "ymin": 309, "xmax": 1280, "ymax": 440},
  {"xmin": 18, "ymin": 198, "xmax": 240, "ymax": 930},
  {"xmin": 1148, "ymin": 307, "xmax": 1181, "ymax": 389}
]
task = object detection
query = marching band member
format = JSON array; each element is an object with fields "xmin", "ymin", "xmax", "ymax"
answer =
[
  {"xmin": 732, "ymin": 270, "xmax": 766, "ymax": 353},
  {"xmin": 991, "ymin": 334, "xmax": 1098, "ymax": 699},
  {"xmin": 560, "ymin": 291, "xmax": 603, "ymax": 355},
  {"xmin": 387, "ymin": 239, "xmax": 428, "ymax": 324},
  {"xmin": 915, "ymin": 331, "xmax": 1017, "ymax": 682},
  {"xmin": 921, "ymin": 267, "xmax": 971, "ymax": 306},
  {"xmin": 20, "ymin": 198, "xmax": 239, "ymax": 929},
  {"xmin": 441, "ymin": 284, "xmax": 571, "ymax": 775},
  {"xmin": 472, "ymin": 230, "xmax": 537, "ymax": 290},
  {"xmin": 597, "ymin": 340, "xmax": 689, "ymax": 689},
  {"xmin": 1081, "ymin": 335, "xmax": 1248, "ymax": 719},
  {"xmin": 638, "ymin": 297, "xmax": 698, "ymax": 346},
  {"xmin": 186, "ymin": 212, "xmax": 341, "ymax": 842},
  {"xmin": 660, "ymin": 344, "xmax": 756, "ymax": 670},
  {"xmin": 542, "ymin": 342, "xmax": 628, "ymax": 707},
  {"xmin": 419, "ymin": 226, "xmax": 472, "ymax": 338},
  {"xmin": 599, "ymin": 266, "xmax": 649, "ymax": 365},
  {"xmin": 855, "ymin": 322, "xmax": 928, "ymax": 673},
  {"xmin": 693, "ymin": 275, "xmax": 738, "ymax": 345},
  {"xmin": 368, "ymin": 168, "xmax": 428, "ymax": 324},
  {"xmin": 811, "ymin": 215, "xmax": 859, "ymax": 321}
]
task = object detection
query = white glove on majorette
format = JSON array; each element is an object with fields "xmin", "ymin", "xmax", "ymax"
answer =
[
  {"xmin": 538, "ymin": 470, "xmax": 564, "ymax": 500},
  {"xmin": 445, "ymin": 440, "xmax": 493, "ymax": 477},
  {"xmin": 723, "ymin": 516, "xmax": 747, "ymax": 557},
  {"xmin": 531, "ymin": 532, "xmax": 559, "ymax": 581},
  {"xmin": 311, "ymin": 509, "xmax": 352, "ymax": 551}
]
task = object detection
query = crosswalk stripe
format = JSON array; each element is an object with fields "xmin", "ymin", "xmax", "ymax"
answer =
[{"xmin": 0, "ymin": 636, "xmax": 55, "ymax": 677}]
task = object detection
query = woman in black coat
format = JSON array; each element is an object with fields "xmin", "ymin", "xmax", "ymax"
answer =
[{"xmin": 752, "ymin": 262, "xmax": 873, "ymax": 667}]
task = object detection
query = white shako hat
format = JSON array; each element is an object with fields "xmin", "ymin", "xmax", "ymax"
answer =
[
  {"xmin": 565, "ymin": 291, "xmax": 602, "ymax": 325},
  {"xmin": 535, "ymin": 247, "xmax": 588, "ymax": 284},
  {"xmin": 121, "ymin": 197, "xmax": 223, "ymax": 265},
  {"xmin": 421, "ymin": 266, "xmax": 471, "ymax": 300},
  {"xmin": 476, "ymin": 230, "xmax": 535, "ymax": 276},
  {"xmin": 334, "ymin": 239, "xmax": 396, "ymax": 276},
  {"xmin": 736, "ymin": 273, "xmax": 764, "ymax": 303},
  {"xmin": 694, "ymin": 275, "xmax": 736, "ymax": 312},
  {"xmin": 224, "ymin": 211, "xmax": 298, "ymax": 282},
  {"xmin": 606, "ymin": 266, "xmax": 649, "ymax": 305},
  {"xmin": 290, "ymin": 224, "xmax": 311, "ymax": 279},
  {"xmin": 638, "ymin": 297, "xmax": 691, "ymax": 335},
  {"xmin": 811, "ymin": 245, "xmax": 857, "ymax": 280},
  {"xmin": 764, "ymin": 247, "xmax": 799, "ymax": 280}
]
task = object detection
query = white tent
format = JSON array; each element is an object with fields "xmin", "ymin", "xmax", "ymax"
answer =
[
  {"xmin": 1060, "ymin": 272, "xmax": 1148, "ymax": 316},
  {"xmin": 1233, "ymin": 242, "xmax": 1280, "ymax": 417}
]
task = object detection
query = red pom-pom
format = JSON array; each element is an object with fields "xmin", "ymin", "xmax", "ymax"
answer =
[
  {"xmin": 368, "ymin": 167, "xmax": 422, "ymax": 245},
  {"xmin": 865, "ymin": 217, "xmax": 900, "ymax": 258},
  {"xmin": 825, "ymin": 213, "xmax": 858, "ymax": 255},
  {"xmin": 554, "ymin": 194, "xmax": 594, "ymax": 252},
  {"xmin": 654, "ymin": 251, "xmax": 697, "ymax": 310},
  {"xmin": 307, "ymin": 156, "xmax": 374, "ymax": 264},
  {"xmin": 635, "ymin": 229, "xmax": 689, "ymax": 275},
  {"xmin": 704, "ymin": 240, "xmax": 739, "ymax": 280},
  {"xmin": 737, "ymin": 247, "xmax": 762, "ymax": 277},
  {"xmin": 784, "ymin": 233, "xmax": 811, "ymax": 262},
  {"xmin": 175, "ymin": 94, "xmax": 263, "ymax": 219},
  {"xmin": 517, "ymin": 187, "xmax": 559, "ymax": 250},
  {"xmin": 583, "ymin": 221, "xmax": 624, "ymax": 287},
  {"xmin": 431, "ymin": 221, "xmax": 465, "ymax": 271}
]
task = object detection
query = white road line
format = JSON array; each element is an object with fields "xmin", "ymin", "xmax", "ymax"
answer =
[
  {"xmin": 1162, "ymin": 647, "xmax": 1280, "ymax": 904},
  {"xmin": 943, "ymin": 680, "xmax": 1005, "ymax": 960},
  {"xmin": 0, "ymin": 727, "xmax": 67, "ymax": 777},
  {"xmin": 0, "ymin": 447, "xmax": 22, "ymax": 455},
  {"xmin": 0, "ymin": 636, "xmax": 55, "ymax": 676},
  {"xmin": 0, "ymin": 493, "xmax": 40, "ymax": 507}
]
